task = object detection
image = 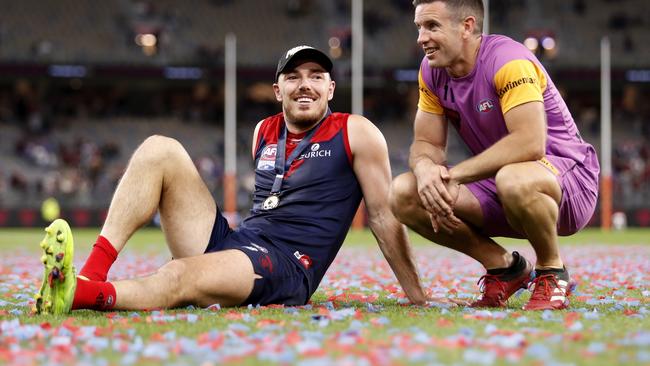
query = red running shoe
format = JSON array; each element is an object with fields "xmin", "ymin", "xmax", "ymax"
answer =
[
  {"xmin": 523, "ymin": 272, "xmax": 574, "ymax": 311},
  {"xmin": 470, "ymin": 253, "xmax": 534, "ymax": 308}
]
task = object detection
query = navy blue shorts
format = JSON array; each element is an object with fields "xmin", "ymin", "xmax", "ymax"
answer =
[{"xmin": 204, "ymin": 209, "xmax": 309, "ymax": 306}]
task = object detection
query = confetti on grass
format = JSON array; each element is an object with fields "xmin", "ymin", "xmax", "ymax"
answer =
[{"xmin": 0, "ymin": 245, "xmax": 648, "ymax": 365}]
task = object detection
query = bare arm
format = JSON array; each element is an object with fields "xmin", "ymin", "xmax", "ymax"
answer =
[
  {"xmin": 348, "ymin": 114, "xmax": 428, "ymax": 304},
  {"xmin": 408, "ymin": 109, "xmax": 448, "ymax": 170},
  {"xmin": 449, "ymin": 101, "xmax": 547, "ymax": 184},
  {"xmin": 407, "ymin": 110, "xmax": 460, "ymax": 226},
  {"xmin": 251, "ymin": 120, "xmax": 264, "ymax": 160}
]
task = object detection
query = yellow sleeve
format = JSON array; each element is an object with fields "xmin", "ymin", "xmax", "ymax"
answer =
[
  {"xmin": 493, "ymin": 59, "xmax": 547, "ymax": 114},
  {"xmin": 417, "ymin": 69, "xmax": 443, "ymax": 115}
]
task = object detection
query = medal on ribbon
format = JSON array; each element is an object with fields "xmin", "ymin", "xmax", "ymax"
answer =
[
  {"xmin": 262, "ymin": 195, "xmax": 280, "ymax": 210},
  {"xmin": 261, "ymin": 109, "xmax": 331, "ymax": 211}
]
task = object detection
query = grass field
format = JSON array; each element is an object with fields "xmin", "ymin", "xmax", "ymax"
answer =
[{"xmin": 1, "ymin": 227, "xmax": 649, "ymax": 365}]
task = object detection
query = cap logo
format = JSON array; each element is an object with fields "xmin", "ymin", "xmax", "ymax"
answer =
[{"xmin": 286, "ymin": 45, "xmax": 312, "ymax": 59}]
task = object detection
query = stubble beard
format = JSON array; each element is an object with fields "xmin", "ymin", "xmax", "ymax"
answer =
[{"xmin": 283, "ymin": 103, "xmax": 327, "ymax": 129}]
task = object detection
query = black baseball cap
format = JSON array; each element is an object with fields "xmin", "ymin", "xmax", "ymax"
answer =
[{"xmin": 275, "ymin": 45, "xmax": 333, "ymax": 81}]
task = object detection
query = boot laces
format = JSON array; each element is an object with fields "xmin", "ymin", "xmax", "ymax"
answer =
[
  {"xmin": 477, "ymin": 274, "xmax": 506, "ymax": 298},
  {"xmin": 528, "ymin": 274, "xmax": 560, "ymax": 301}
]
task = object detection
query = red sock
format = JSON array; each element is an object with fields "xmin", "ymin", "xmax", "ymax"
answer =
[
  {"xmin": 72, "ymin": 279, "xmax": 117, "ymax": 310},
  {"xmin": 79, "ymin": 235, "xmax": 118, "ymax": 281}
]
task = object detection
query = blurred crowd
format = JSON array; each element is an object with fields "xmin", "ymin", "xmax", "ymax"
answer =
[
  {"xmin": 1, "ymin": 0, "xmax": 649, "ymax": 212},
  {"xmin": 1, "ymin": 78, "xmax": 649, "ymax": 212}
]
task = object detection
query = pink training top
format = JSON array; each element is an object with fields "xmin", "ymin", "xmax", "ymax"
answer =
[{"xmin": 417, "ymin": 34, "xmax": 599, "ymax": 179}]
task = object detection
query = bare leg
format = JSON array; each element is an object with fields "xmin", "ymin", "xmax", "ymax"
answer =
[
  {"xmin": 112, "ymin": 250, "xmax": 256, "ymax": 309},
  {"xmin": 495, "ymin": 162, "xmax": 563, "ymax": 269},
  {"xmin": 390, "ymin": 173, "xmax": 511, "ymax": 269},
  {"xmin": 99, "ymin": 135, "xmax": 216, "ymax": 259}
]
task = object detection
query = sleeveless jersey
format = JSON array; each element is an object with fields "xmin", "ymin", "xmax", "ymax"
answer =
[
  {"xmin": 417, "ymin": 34, "xmax": 599, "ymax": 182},
  {"xmin": 240, "ymin": 112, "xmax": 363, "ymax": 297}
]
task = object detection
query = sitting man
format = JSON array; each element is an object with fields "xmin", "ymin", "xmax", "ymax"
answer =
[{"xmin": 35, "ymin": 46, "xmax": 435, "ymax": 314}]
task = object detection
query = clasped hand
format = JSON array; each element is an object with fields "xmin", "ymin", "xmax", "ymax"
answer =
[{"xmin": 414, "ymin": 161, "xmax": 462, "ymax": 234}]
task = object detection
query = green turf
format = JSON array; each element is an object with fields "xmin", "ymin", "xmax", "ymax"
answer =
[
  {"xmin": 1, "ymin": 227, "xmax": 649, "ymax": 252},
  {"xmin": 1, "ymin": 226, "xmax": 648, "ymax": 365},
  {"xmin": 5, "ymin": 290, "xmax": 649, "ymax": 365}
]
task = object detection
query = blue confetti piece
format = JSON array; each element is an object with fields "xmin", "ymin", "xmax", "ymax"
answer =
[
  {"xmin": 87, "ymin": 337, "xmax": 110, "ymax": 351},
  {"xmin": 526, "ymin": 344, "xmax": 553, "ymax": 360},
  {"xmin": 50, "ymin": 336, "xmax": 72, "ymax": 347},
  {"xmin": 546, "ymin": 334, "xmax": 563, "ymax": 344},
  {"xmin": 348, "ymin": 320, "xmax": 365, "ymax": 331},
  {"xmin": 121, "ymin": 353, "xmax": 138, "ymax": 365},
  {"xmin": 637, "ymin": 351, "xmax": 650, "ymax": 363},
  {"xmin": 142, "ymin": 343, "xmax": 170, "ymax": 359},
  {"xmin": 541, "ymin": 310, "xmax": 557, "ymax": 321},
  {"xmin": 628, "ymin": 332, "xmax": 650, "ymax": 346},
  {"xmin": 463, "ymin": 348, "xmax": 496, "ymax": 365},
  {"xmin": 12, "ymin": 325, "xmax": 42, "ymax": 341},
  {"xmin": 57, "ymin": 326, "xmax": 74, "ymax": 337},
  {"xmin": 370, "ymin": 316, "xmax": 390, "ymax": 326},
  {"xmin": 484, "ymin": 323, "xmax": 498, "ymax": 334},
  {"xmin": 568, "ymin": 321, "xmax": 583, "ymax": 331},
  {"xmin": 586, "ymin": 342, "xmax": 606, "ymax": 354},
  {"xmin": 516, "ymin": 316, "xmax": 529, "ymax": 323},
  {"xmin": 459, "ymin": 327, "xmax": 475, "ymax": 338},
  {"xmin": 12, "ymin": 293, "xmax": 32, "ymax": 300},
  {"xmin": 366, "ymin": 303, "xmax": 381, "ymax": 313},
  {"xmin": 397, "ymin": 297, "xmax": 410, "ymax": 304},
  {"xmin": 414, "ymin": 332, "xmax": 430, "ymax": 344}
]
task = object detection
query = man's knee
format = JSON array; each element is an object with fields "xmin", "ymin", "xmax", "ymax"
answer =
[
  {"xmin": 389, "ymin": 173, "xmax": 420, "ymax": 220},
  {"xmin": 495, "ymin": 163, "xmax": 561, "ymax": 213},
  {"xmin": 157, "ymin": 260, "xmax": 188, "ymax": 306},
  {"xmin": 495, "ymin": 165, "xmax": 535, "ymax": 206},
  {"xmin": 135, "ymin": 135, "xmax": 188, "ymax": 167}
]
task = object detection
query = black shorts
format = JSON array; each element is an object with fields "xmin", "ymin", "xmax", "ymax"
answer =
[{"xmin": 204, "ymin": 209, "xmax": 309, "ymax": 306}]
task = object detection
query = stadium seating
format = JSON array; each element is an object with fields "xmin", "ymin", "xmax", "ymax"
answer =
[{"xmin": 0, "ymin": 0, "xmax": 648, "ymax": 225}]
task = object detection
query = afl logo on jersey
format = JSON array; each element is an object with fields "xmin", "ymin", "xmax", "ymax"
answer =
[
  {"xmin": 257, "ymin": 144, "xmax": 277, "ymax": 171},
  {"xmin": 477, "ymin": 99, "xmax": 495, "ymax": 113}
]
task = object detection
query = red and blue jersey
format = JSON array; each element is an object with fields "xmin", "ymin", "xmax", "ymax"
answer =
[{"xmin": 240, "ymin": 112, "xmax": 362, "ymax": 296}]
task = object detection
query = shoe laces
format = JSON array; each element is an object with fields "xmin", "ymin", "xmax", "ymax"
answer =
[
  {"xmin": 528, "ymin": 274, "xmax": 560, "ymax": 301},
  {"xmin": 477, "ymin": 274, "xmax": 506, "ymax": 297}
]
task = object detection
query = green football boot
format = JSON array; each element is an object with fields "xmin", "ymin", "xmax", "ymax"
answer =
[{"xmin": 34, "ymin": 219, "xmax": 77, "ymax": 315}]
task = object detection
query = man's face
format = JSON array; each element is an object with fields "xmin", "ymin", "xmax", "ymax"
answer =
[
  {"xmin": 414, "ymin": 2, "xmax": 465, "ymax": 68},
  {"xmin": 274, "ymin": 61, "xmax": 335, "ymax": 126}
]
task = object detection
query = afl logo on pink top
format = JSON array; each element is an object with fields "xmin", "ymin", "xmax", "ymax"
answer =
[
  {"xmin": 257, "ymin": 144, "xmax": 277, "ymax": 171},
  {"xmin": 477, "ymin": 99, "xmax": 495, "ymax": 113}
]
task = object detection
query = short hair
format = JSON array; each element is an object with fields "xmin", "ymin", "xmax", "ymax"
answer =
[{"xmin": 412, "ymin": 0, "xmax": 484, "ymax": 35}]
